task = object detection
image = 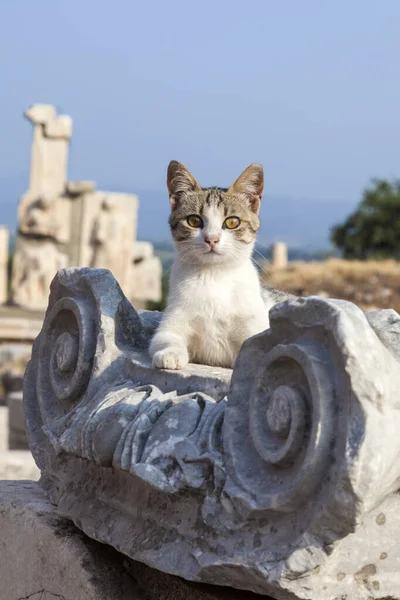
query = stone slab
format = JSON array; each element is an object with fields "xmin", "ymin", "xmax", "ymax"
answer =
[
  {"xmin": 66, "ymin": 180, "xmax": 96, "ymax": 196},
  {"xmin": 0, "ymin": 481, "xmax": 266, "ymax": 600},
  {"xmin": 24, "ymin": 104, "xmax": 56, "ymax": 125},
  {"xmin": 0, "ymin": 481, "xmax": 142, "ymax": 600}
]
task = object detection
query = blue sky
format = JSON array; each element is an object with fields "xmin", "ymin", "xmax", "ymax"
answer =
[{"xmin": 1, "ymin": 1, "xmax": 400, "ymax": 233}]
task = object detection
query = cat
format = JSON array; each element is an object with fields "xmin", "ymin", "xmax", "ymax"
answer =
[{"xmin": 149, "ymin": 160, "xmax": 289, "ymax": 370}]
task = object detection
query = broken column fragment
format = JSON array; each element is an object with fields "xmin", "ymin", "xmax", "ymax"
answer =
[{"xmin": 23, "ymin": 267, "xmax": 400, "ymax": 600}]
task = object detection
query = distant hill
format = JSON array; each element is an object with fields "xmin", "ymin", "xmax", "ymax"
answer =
[{"xmin": 0, "ymin": 175, "xmax": 356, "ymax": 250}]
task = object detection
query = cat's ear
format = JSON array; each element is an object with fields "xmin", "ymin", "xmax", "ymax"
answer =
[
  {"xmin": 228, "ymin": 164, "xmax": 264, "ymax": 213},
  {"xmin": 167, "ymin": 161, "xmax": 201, "ymax": 206}
]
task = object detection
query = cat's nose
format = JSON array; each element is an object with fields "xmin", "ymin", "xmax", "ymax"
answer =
[{"xmin": 204, "ymin": 235, "xmax": 220, "ymax": 249}]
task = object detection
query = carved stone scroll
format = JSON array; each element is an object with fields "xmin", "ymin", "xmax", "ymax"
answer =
[{"xmin": 24, "ymin": 269, "xmax": 400, "ymax": 599}]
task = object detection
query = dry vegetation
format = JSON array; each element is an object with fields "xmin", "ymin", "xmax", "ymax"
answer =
[{"xmin": 262, "ymin": 258, "xmax": 400, "ymax": 313}]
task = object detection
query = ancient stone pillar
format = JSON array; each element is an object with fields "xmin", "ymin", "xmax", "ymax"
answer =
[
  {"xmin": 73, "ymin": 191, "xmax": 138, "ymax": 299},
  {"xmin": 11, "ymin": 105, "xmax": 72, "ymax": 310},
  {"xmin": 0, "ymin": 226, "xmax": 9, "ymax": 304},
  {"xmin": 271, "ymin": 241, "xmax": 288, "ymax": 269},
  {"xmin": 24, "ymin": 104, "xmax": 72, "ymax": 198},
  {"xmin": 10, "ymin": 104, "xmax": 159, "ymax": 312}
]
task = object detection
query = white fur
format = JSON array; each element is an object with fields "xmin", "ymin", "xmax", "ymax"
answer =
[{"xmin": 150, "ymin": 206, "xmax": 274, "ymax": 370}]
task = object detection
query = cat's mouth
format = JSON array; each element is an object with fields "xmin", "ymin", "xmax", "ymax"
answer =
[{"xmin": 204, "ymin": 247, "xmax": 222, "ymax": 256}]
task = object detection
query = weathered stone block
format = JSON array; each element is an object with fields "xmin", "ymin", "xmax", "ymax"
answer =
[
  {"xmin": 65, "ymin": 180, "xmax": 96, "ymax": 196},
  {"xmin": 24, "ymin": 104, "xmax": 56, "ymax": 125},
  {"xmin": 45, "ymin": 114, "xmax": 73, "ymax": 139},
  {"xmin": 23, "ymin": 268, "xmax": 400, "ymax": 600},
  {"xmin": 10, "ymin": 104, "xmax": 161, "ymax": 312},
  {"xmin": 0, "ymin": 481, "xmax": 141, "ymax": 599},
  {"xmin": 0, "ymin": 481, "xmax": 265, "ymax": 600}
]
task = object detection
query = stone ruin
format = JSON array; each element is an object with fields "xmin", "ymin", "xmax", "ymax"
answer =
[
  {"xmin": 0, "ymin": 104, "xmax": 162, "ymax": 483},
  {"xmin": 8, "ymin": 104, "xmax": 161, "ymax": 313},
  {"xmin": 1, "ymin": 266, "xmax": 400, "ymax": 599},
  {"xmin": 271, "ymin": 241, "xmax": 288, "ymax": 269}
]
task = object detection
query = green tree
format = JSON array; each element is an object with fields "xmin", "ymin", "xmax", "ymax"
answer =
[{"xmin": 331, "ymin": 179, "xmax": 400, "ymax": 259}]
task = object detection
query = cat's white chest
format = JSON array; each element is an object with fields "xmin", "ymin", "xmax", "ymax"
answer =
[
  {"xmin": 189, "ymin": 295, "xmax": 240, "ymax": 367},
  {"xmin": 180, "ymin": 270, "xmax": 239, "ymax": 322},
  {"xmin": 173, "ymin": 267, "xmax": 266, "ymax": 367}
]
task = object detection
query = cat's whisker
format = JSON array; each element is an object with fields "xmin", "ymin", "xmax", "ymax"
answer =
[
  {"xmin": 253, "ymin": 247, "xmax": 267, "ymax": 257},
  {"xmin": 252, "ymin": 257, "xmax": 269, "ymax": 272},
  {"xmin": 253, "ymin": 248, "xmax": 270, "ymax": 267},
  {"xmin": 251, "ymin": 257, "xmax": 267, "ymax": 271},
  {"xmin": 251, "ymin": 251, "xmax": 271, "ymax": 277},
  {"xmin": 254, "ymin": 240, "xmax": 272, "ymax": 252}
]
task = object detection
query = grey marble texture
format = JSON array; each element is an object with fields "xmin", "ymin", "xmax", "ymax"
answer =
[{"xmin": 24, "ymin": 268, "xmax": 400, "ymax": 599}]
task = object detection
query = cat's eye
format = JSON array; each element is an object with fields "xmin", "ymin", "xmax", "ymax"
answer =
[
  {"xmin": 224, "ymin": 216, "xmax": 241, "ymax": 230},
  {"xmin": 187, "ymin": 215, "xmax": 203, "ymax": 228}
]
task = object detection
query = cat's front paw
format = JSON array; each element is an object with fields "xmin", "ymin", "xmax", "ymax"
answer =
[{"xmin": 152, "ymin": 348, "xmax": 189, "ymax": 370}]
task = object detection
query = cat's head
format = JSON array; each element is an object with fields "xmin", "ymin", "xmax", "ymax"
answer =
[{"xmin": 167, "ymin": 161, "xmax": 263, "ymax": 266}]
